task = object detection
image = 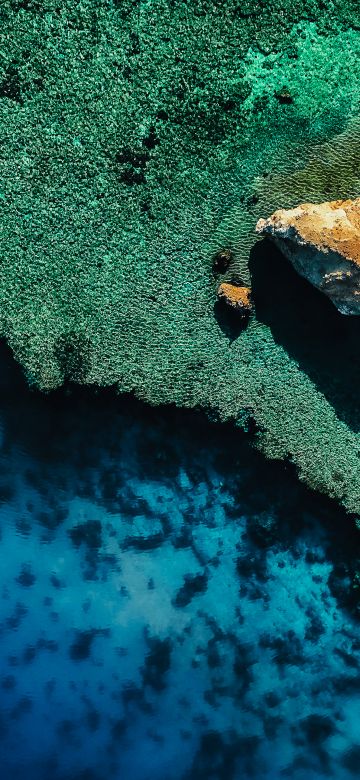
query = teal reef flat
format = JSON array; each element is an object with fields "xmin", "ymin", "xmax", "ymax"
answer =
[{"xmin": 2, "ymin": 1, "xmax": 360, "ymax": 514}]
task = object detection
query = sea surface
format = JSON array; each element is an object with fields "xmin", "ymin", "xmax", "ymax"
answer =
[{"xmin": 0, "ymin": 342, "xmax": 358, "ymax": 780}]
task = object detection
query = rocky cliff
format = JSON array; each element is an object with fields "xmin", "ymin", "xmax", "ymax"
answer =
[{"xmin": 256, "ymin": 198, "xmax": 360, "ymax": 315}]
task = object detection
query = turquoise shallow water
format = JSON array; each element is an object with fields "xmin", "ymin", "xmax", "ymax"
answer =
[
  {"xmin": 4, "ymin": 2, "xmax": 360, "ymax": 510},
  {"xmin": 0, "ymin": 345, "xmax": 358, "ymax": 779}
]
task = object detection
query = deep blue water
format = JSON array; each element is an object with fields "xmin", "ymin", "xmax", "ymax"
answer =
[{"xmin": 0, "ymin": 344, "xmax": 359, "ymax": 780}]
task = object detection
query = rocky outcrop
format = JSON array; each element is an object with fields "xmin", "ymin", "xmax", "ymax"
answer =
[
  {"xmin": 217, "ymin": 283, "xmax": 252, "ymax": 315},
  {"xmin": 256, "ymin": 198, "xmax": 360, "ymax": 315}
]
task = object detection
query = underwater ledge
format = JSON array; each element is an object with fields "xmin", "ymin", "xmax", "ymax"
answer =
[
  {"xmin": 2, "ymin": 1, "xmax": 360, "ymax": 519},
  {"xmin": 0, "ymin": 334, "xmax": 359, "ymax": 608}
]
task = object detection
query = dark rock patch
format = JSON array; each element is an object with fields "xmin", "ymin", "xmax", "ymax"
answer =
[
  {"xmin": 173, "ymin": 572, "xmax": 208, "ymax": 608},
  {"xmin": 5, "ymin": 602, "xmax": 27, "ymax": 630},
  {"xmin": 50, "ymin": 574, "xmax": 65, "ymax": 589},
  {"xmin": 297, "ymin": 714, "xmax": 337, "ymax": 745},
  {"xmin": 16, "ymin": 565, "xmax": 36, "ymax": 587},
  {"xmin": 334, "ymin": 647, "xmax": 359, "ymax": 669},
  {"xmin": 122, "ymin": 530, "xmax": 164, "ymax": 551},
  {"xmin": 68, "ymin": 520, "xmax": 102, "ymax": 550},
  {"xmin": 247, "ymin": 512, "xmax": 279, "ymax": 549},
  {"xmin": 260, "ymin": 630, "xmax": 305, "ymax": 667},
  {"xmin": 69, "ymin": 628, "xmax": 110, "ymax": 661},
  {"xmin": 305, "ymin": 609, "xmax": 325, "ymax": 642},
  {"xmin": 142, "ymin": 635, "xmax": 172, "ymax": 692},
  {"xmin": 341, "ymin": 745, "xmax": 360, "ymax": 774}
]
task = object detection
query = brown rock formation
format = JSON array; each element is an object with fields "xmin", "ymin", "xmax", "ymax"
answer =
[
  {"xmin": 256, "ymin": 198, "xmax": 360, "ymax": 315},
  {"xmin": 217, "ymin": 283, "xmax": 252, "ymax": 315}
]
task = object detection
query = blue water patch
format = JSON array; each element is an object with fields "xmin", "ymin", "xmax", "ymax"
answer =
[{"xmin": 0, "ymin": 345, "xmax": 358, "ymax": 780}]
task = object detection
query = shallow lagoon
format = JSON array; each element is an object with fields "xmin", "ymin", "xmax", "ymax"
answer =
[{"xmin": 0, "ymin": 344, "xmax": 358, "ymax": 779}]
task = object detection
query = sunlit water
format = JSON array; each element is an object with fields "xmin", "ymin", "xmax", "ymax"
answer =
[{"xmin": 0, "ymin": 344, "xmax": 358, "ymax": 780}]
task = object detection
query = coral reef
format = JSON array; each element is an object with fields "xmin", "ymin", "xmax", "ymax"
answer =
[{"xmin": 1, "ymin": 2, "xmax": 360, "ymax": 512}]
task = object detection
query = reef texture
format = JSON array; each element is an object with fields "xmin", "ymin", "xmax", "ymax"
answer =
[
  {"xmin": 2, "ymin": 2, "xmax": 360, "ymax": 515},
  {"xmin": 257, "ymin": 198, "xmax": 360, "ymax": 315},
  {"xmin": 217, "ymin": 283, "xmax": 252, "ymax": 315}
]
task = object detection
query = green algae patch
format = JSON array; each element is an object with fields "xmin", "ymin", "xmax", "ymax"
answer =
[{"xmin": 1, "ymin": 1, "xmax": 360, "ymax": 513}]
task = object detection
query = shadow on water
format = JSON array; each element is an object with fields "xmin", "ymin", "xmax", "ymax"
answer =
[
  {"xmin": 213, "ymin": 299, "xmax": 247, "ymax": 342},
  {"xmin": 250, "ymin": 238, "xmax": 360, "ymax": 433},
  {"xmin": 0, "ymin": 337, "xmax": 358, "ymax": 614}
]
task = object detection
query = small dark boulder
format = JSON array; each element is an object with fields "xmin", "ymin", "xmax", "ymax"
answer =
[
  {"xmin": 173, "ymin": 571, "xmax": 208, "ymax": 608},
  {"xmin": 212, "ymin": 249, "xmax": 233, "ymax": 275}
]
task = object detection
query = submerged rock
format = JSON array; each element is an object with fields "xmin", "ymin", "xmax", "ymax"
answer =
[
  {"xmin": 212, "ymin": 249, "xmax": 233, "ymax": 274},
  {"xmin": 256, "ymin": 198, "xmax": 360, "ymax": 315},
  {"xmin": 217, "ymin": 283, "xmax": 252, "ymax": 316}
]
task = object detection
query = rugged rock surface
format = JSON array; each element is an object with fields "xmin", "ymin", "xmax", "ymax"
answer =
[
  {"xmin": 256, "ymin": 198, "xmax": 360, "ymax": 315},
  {"xmin": 217, "ymin": 283, "xmax": 252, "ymax": 315}
]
